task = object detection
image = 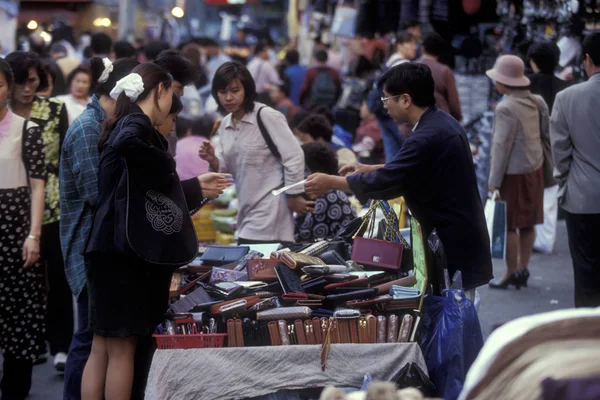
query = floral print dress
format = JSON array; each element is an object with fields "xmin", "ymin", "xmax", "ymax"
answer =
[{"xmin": 0, "ymin": 111, "xmax": 47, "ymax": 360}]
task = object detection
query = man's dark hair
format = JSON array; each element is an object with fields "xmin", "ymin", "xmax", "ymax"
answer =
[
  {"xmin": 302, "ymin": 142, "xmax": 339, "ymax": 176},
  {"xmin": 396, "ymin": 31, "xmax": 415, "ymax": 45},
  {"xmin": 296, "ymin": 114, "xmax": 333, "ymax": 142},
  {"xmin": 378, "ymin": 63, "xmax": 436, "ymax": 108},
  {"xmin": 66, "ymin": 66, "xmax": 92, "ymax": 90},
  {"xmin": 285, "ymin": 49, "xmax": 300, "ymax": 65},
  {"xmin": 212, "ymin": 61, "xmax": 256, "ymax": 114},
  {"xmin": 90, "ymin": 33, "xmax": 113, "ymax": 56},
  {"xmin": 5, "ymin": 51, "xmax": 49, "ymax": 93},
  {"xmin": 154, "ymin": 53, "xmax": 197, "ymax": 86},
  {"xmin": 288, "ymin": 110, "xmax": 310, "ymax": 131},
  {"xmin": 0, "ymin": 58, "xmax": 14, "ymax": 90},
  {"xmin": 314, "ymin": 49, "xmax": 328, "ymax": 63},
  {"xmin": 50, "ymin": 43, "xmax": 68, "ymax": 57},
  {"xmin": 527, "ymin": 42, "xmax": 560, "ymax": 74},
  {"xmin": 192, "ymin": 37, "xmax": 219, "ymax": 48},
  {"xmin": 144, "ymin": 41, "xmax": 171, "ymax": 61},
  {"xmin": 422, "ymin": 33, "xmax": 445, "ymax": 58},
  {"xmin": 312, "ymin": 105, "xmax": 335, "ymax": 126},
  {"xmin": 113, "ymin": 40, "xmax": 137, "ymax": 59},
  {"xmin": 254, "ymin": 42, "xmax": 269, "ymax": 56},
  {"xmin": 176, "ymin": 115, "xmax": 214, "ymax": 139},
  {"xmin": 582, "ymin": 32, "xmax": 600, "ymax": 66}
]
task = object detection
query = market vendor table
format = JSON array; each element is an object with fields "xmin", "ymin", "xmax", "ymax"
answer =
[{"xmin": 145, "ymin": 343, "xmax": 426, "ymax": 400}]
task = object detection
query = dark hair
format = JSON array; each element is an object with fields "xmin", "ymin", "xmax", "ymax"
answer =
[
  {"xmin": 422, "ymin": 33, "xmax": 445, "ymax": 57},
  {"xmin": 192, "ymin": 37, "xmax": 219, "ymax": 48},
  {"xmin": 396, "ymin": 31, "xmax": 415, "ymax": 45},
  {"xmin": 67, "ymin": 66, "xmax": 92, "ymax": 89},
  {"xmin": 212, "ymin": 61, "xmax": 256, "ymax": 115},
  {"xmin": 378, "ymin": 63, "xmax": 435, "ymax": 108},
  {"xmin": 113, "ymin": 40, "xmax": 137, "ymax": 59},
  {"xmin": 302, "ymin": 142, "xmax": 339, "ymax": 175},
  {"xmin": 399, "ymin": 20, "xmax": 420, "ymax": 30},
  {"xmin": 314, "ymin": 49, "xmax": 328, "ymax": 63},
  {"xmin": 176, "ymin": 115, "xmax": 214, "ymax": 139},
  {"xmin": 91, "ymin": 33, "xmax": 113, "ymax": 56},
  {"xmin": 288, "ymin": 110, "xmax": 309, "ymax": 131},
  {"xmin": 50, "ymin": 43, "xmax": 68, "ymax": 56},
  {"xmin": 254, "ymin": 42, "xmax": 269, "ymax": 56},
  {"xmin": 5, "ymin": 52, "xmax": 49, "ymax": 93},
  {"xmin": 90, "ymin": 57, "xmax": 140, "ymax": 96},
  {"xmin": 83, "ymin": 46, "xmax": 93, "ymax": 60},
  {"xmin": 154, "ymin": 53, "xmax": 197, "ymax": 86},
  {"xmin": 0, "ymin": 58, "xmax": 14, "ymax": 90},
  {"xmin": 41, "ymin": 59, "xmax": 67, "ymax": 96},
  {"xmin": 285, "ymin": 49, "xmax": 300, "ymax": 65},
  {"xmin": 99, "ymin": 63, "xmax": 173, "ymax": 150},
  {"xmin": 180, "ymin": 44, "xmax": 201, "ymax": 66},
  {"xmin": 144, "ymin": 41, "xmax": 171, "ymax": 61},
  {"xmin": 583, "ymin": 32, "xmax": 600, "ymax": 66},
  {"xmin": 169, "ymin": 93, "xmax": 183, "ymax": 115},
  {"xmin": 296, "ymin": 114, "xmax": 333, "ymax": 142},
  {"xmin": 527, "ymin": 42, "xmax": 560, "ymax": 74},
  {"xmin": 312, "ymin": 105, "xmax": 335, "ymax": 126}
]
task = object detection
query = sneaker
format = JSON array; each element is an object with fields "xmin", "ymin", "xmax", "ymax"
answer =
[{"xmin": 54, "ymin": 352, "xmax": 67, "ymax": 372}]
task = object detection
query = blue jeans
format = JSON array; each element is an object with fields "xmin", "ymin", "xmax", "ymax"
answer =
[
  {"xmin": 63, "ymin": 289, "xmax": 93, "ymax": 400},
  {"xmin": 378, "ymin": 118, "xmax": 403, "ymax": 163}
]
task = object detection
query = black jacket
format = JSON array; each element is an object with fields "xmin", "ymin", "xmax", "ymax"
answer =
[
  {"xmin": 85, "ymin": 105, "xmax": 204, "ymax": 257},
  {"xmin": 528, "ymin": 72, "xmax": 569, "ymax": 113},
  {"xmin": 347, "ymin": 107, "xmax": 493, "ymax": 289}
]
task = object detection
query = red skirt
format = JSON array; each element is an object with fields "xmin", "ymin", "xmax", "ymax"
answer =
[{"xmin": 500, "ymin": 167, "xmax": 544, "ymax": 230}]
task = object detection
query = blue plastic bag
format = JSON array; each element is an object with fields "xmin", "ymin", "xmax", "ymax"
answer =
[{"xmin": 419, "ymin": 289, "xmax": 484, "ymax": 400}]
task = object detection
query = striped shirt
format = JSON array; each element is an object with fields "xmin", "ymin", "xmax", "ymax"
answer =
[{"xmin": 59, "ymin": 95, "xmax": 105, "ymax": 297}]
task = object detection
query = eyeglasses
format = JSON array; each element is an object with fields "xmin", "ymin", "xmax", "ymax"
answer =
[{"xmin": 380, "ymin": 94, "xmax": 402, "ymax": 105}]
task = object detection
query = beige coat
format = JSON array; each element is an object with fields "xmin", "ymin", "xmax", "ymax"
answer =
[{"xmin": 489, "ymin": 90, "xmax": 549, "ymax": 188}]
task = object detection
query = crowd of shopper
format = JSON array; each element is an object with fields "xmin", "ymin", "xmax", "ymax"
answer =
[{"xmin": 0, "ymin": 20, "xmax": 599, "ymax": 400}]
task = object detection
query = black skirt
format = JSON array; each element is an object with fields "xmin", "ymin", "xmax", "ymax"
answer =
[{"xmin": 85, "ymin": 252, "xmax": 175, "ymax": 337}]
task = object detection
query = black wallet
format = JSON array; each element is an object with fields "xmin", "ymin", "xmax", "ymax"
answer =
[
  {"xmin": 326, "ymin": 288, "xmax": 378, "ymax": 305},
  {"xmin": 319, "ymin": 250, "xmax": 349, "ymax": 267},
  {"xmin": 301, "ymin": 277, "xmax": 329, "ymax": 294},
  {"xmin": 169, "ymin": 286, "xmax": 214, "ymax": 313},
  {"xmin": 243, "ymin": 319, "xmax": 270, "ymax": 347},
  {"xmin": 199, "ymin": 246, "xmax": 250, "ymax": 266},
  {"xmin": 275, "ymin": 265, "xmax": 305, "ymax": 294}
]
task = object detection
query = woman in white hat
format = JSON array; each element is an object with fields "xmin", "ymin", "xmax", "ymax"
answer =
[{"xmin": 486, "ymin": 54, "xmax": 550, "ymax": 290}]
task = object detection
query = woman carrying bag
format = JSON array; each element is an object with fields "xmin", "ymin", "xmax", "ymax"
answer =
[
  {"xmin": 82, "ymin": 63, "xmax": 231, "ymax": 400},
  {"xmin": 486, "ymin": 55, "xmax": 550, "ymax": 290}
]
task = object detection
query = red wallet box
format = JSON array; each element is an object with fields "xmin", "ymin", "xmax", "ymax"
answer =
[{"xmin": 351, "ymin": 237, "xmax": 404, "ymax": 270}]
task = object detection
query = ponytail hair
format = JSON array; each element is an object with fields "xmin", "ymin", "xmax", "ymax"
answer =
[
  {"xmin": 91, "ymin": 57, "xmax": 140, "ymax": 97},
  {"xmin": 98, "ymin": 62, "xmax": 172, "ymax": 151}
]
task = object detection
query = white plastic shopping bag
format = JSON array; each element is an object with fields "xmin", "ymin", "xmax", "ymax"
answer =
[
  {"xmin": 484, "ymin": 190, "xmax": 507, "ymax": 259},
  {"xmin": 534, "ymin": 185, "xmax": 559, "ymax": 254}
]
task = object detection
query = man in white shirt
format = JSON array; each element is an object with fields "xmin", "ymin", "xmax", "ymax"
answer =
[{"xmin": 247, "ymin": 42, "xmax": 280, "ymax": 100}]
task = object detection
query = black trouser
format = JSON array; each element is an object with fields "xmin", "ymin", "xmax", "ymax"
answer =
[
  {"xmin": 41, "ymin": 221, "xmax": 73, "ymax": 355},
  {"xmin": 565, "ymin": 211, "xmax": 600, "ymax": 307},
  {"xmin": 1, "ymin": 354, "xmax": 33, "ymax": 400}
]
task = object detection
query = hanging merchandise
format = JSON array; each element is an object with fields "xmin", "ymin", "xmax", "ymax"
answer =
[{"xmin": 331, "ymin": 4, "xmax": 358, "ymax": 38}]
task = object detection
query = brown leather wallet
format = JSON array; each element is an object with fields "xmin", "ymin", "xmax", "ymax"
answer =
[
  {"xmin": 374, "ymin": 276, "xmax": 417, "ymax": 295},
  {"xmin": 278, "ymin": 320, "xmax": 290, "ymax": 345},
  {"xmin": 377, "ymin": 315, "xmax": 387, "ymax": 343},
  {"xmin": 329, "ymin": 318, "xmax": 340, "ymax": 344},
  {"xmin": 247, "ymin": 259, "xmax": 279, "ymax": 281},
  {"xmin": 227, "ymin": 319, "xmax": 237, "ymax": 347},
  {"xmin": 281, "ymin": 252, "xmax": 325, "ymax": 270},
  {"xmin": 295, "ymin": 320, "xmax": 307, "ymax": 345},
  {"xmin": 397, "ymin": 314, "xmax": 413, "ymax": 343},
  {"xmin": 345, "ymin": 295, "xmax": 393, "ymax": 308},
  {"xmin": 387, "ymin": 314, "xmax": 399, "ymax": 343},
  {"xmin": 210, "ymin": 296, "xmax": 261, "ymax": 315},
  {"xmin": 313, "ymin": 317, "xmax": 323, "ymax": 344},
  {"xmin": 337, "ymin": 319, "xmax": 351, "ymax": 343},
  {"xmin": 366, "ymin": 314, "xmax": 377, "ymax": 343},
  {"xmin": 235, "ymin": 319, "xmax": 244, "ymax": 347},
  {"xmin": 358, "ymin": 317, "xmax": 369, "ymax": 344},
  {"xmin": 304, "ymin": 320, "xmax": 316, "ymax": 345},
  {"xmin": 268, "ymin": 321, "xmax": 282, "ymax": 346},
  {"xmin": 349, "ymin": 319, "xmax": 359, "ymax": 344}
]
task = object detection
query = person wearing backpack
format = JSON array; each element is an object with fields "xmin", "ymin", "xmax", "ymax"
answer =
[{"xmin": 299, "ymin": 49, "xmax": 342, "ymax": 110}]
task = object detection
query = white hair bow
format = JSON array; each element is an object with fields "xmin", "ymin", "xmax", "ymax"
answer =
[
  {"xmin": 97, "ymin": 58, "xmax": 113, "ymax": 84},
  {"xmin": 110, "ymin": 73, "xmax": 145, "ymax": 102}
]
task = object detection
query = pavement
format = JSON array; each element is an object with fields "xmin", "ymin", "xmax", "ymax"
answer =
[{"xmin": 0, "ymin": 221, "xmax": 575, "ymax": 399}]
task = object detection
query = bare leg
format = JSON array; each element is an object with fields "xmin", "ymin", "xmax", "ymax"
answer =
[
  {"xmin": 503, "ymin": 230, "xmax": 519, "ymax": 281},
  {"xmin": 82, "ymin": 336, "xmax": 108, "ymax": 400},
  {"xmin": 104, "ymin": 336, "xmax": 137, "ymax": 400},
  {"xmin": 518, "ymin": 226, "xmax": 536, "ymax": 270}
]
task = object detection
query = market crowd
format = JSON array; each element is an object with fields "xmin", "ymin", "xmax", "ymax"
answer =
[{"xmin": 0, "ymin": 19, "xmax": 599, "ymax": 400}]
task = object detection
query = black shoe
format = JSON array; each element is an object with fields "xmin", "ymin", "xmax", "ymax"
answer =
[
  {"xmin": 489, "ymin": 273, "xmax": 522, "ymax": 290},
  {"xmin": 519, "ymin": 269, "xmax": 530, "ymax": 287}
]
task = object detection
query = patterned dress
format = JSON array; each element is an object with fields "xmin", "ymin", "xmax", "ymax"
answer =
[
  {"xmin": 295, "ymin": 190, "xmax": 357, "ymax": 242},
  {"xmin": 0, "ymin": 110, "xmax": 47, "ymax": 360}
]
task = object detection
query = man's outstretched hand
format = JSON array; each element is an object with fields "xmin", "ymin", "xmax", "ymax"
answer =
[{"xmin": 305, "ymin": 173, "xmax": 333, "ymax": 199}]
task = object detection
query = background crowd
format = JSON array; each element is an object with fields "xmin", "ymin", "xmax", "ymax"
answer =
[{"xmin": 0, "ymin": 13, "xmax": 599, "ymax": 400}]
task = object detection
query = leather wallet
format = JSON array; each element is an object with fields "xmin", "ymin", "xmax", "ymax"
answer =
[
  {"xmin": 281, "ymin": 252, "xmax": 325, "ymax": 270},
  {"xmin": 294, "ymin": 320, "xmax": 307, "ymax": 345},
  {"xmin": 226, "ymin": 319, "xmax": 244, "ymax": 347},
  {"xmin": 281, "ymin": 292, "xmax": 308, "ymax": 301},
  {"xmin": 358, "ymin": 317, "xmax": 369, "ymax": 344},
  {"xmin": 333, "ymin": 307, "xmax": 361, "ymax": 319},
  {"xmin": 297, "ymin": 299, "xmax": 324, "ymax": 307},
  {"xmin": 278, "ymin": 320, "xmax": 290, "ymax": 345},
  {"xmin": 366, "ymin": 314, "xmax": 377, "ymax": 343},
  {"xmin": 324, "ymin": 278, "xmax": 365, "ymax": 292},
  {"xmin": 248, "ymin": 296, "xmax": 280, "ymax": 313},
  {"xmin": 397, "ymin": 314, "xmax": 413, "ymax": 343},
  {"xmin": 302, "ymin": 265, "xmax": 348, "ymax": 276},
  {"xmin": 256, "ymin": 306, "xmax": 312, "ymax": 321},
  {"xmin": 351, "ymin": 237, "xmax": 404, "ymax": 270},
  {"xmin": 299, "ymin": 241, "xmax": 329, "ymax": 256},
  {"xmin": 275, "ymin": 265, "xmax": 305, "ymax": 294},
  {"xmin": 247, "ymin": 259, "xmax": 279, "ymax": 281},
  {"xmin": 268, "ymin": 321, "xmax": 282, "ymax": 345},
  {"xmin": 387, "ymin": 314, "xmax": 399, "ymax": 343},
  {"xmin": 304, "ymin": 320, "xmax": 317, "ymax": 345},
  {"xmin": 210, "ymin": 267, "xmax": 248, "ymax": 282},
  {"xmin": 349, "ymin": 319, "xmax": 359, "ymax": 343},
  {"xmin": 326, "ymin": 288, "xmax": 378, "ymax": 305},
  {"xmin": 301, "ymin": 277, "xmax": 329, "ymax": 293},
  {"xmin": 169, "ymin": 286, "xmax": 213, "ymax": 314},
  {"xmin": 311, "ymin": 308, "xmax": 334, "ymax": 318},
  {"xmin": 243, "ymin": 319, "xmax": 268, "ymax": 347},
  {"xmin": 210, "ymin": 296, "xmax": 261, "ymax": 315},
  {"xmin": 235, "ymin": 319, "xmax": 244, "ymax": 347},
  {"xmin": 313, "ymin": 318, "xmax": 323, "ymax": 344},
  {"xmin": 337, "ymin": 319, "xmax": 351, "ymax": 343},
  {"xmin": 387, "ymin": 298, "xmax": 420, "ymax": 311},
  {"xmin": 374, "ymin": 276, "xmax": 417, "ymax": 295},
  {"xmin": 200, "ymin": 246, "xmax": 250, "ymax": 266},
  {"xmin": 345, "ymin": 295, "xmax": 393, "ymax": 308},
  {"xmin": 377, "ymin": 315, "xmax": 387, "ymax": 343},
  {"xmin": 318, "ymin": 250, "xmax": 349, "ymax": 267}
]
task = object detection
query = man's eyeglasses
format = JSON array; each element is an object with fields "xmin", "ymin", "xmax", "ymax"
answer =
[{"xmin": 381, "ymin": 94, "xmax": 402, "ymax": 105}]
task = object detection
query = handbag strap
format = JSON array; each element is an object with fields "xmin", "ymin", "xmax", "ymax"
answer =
[{"xmin": 256, "ymin": 106, "xmax": 281, "ymax": 160}]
